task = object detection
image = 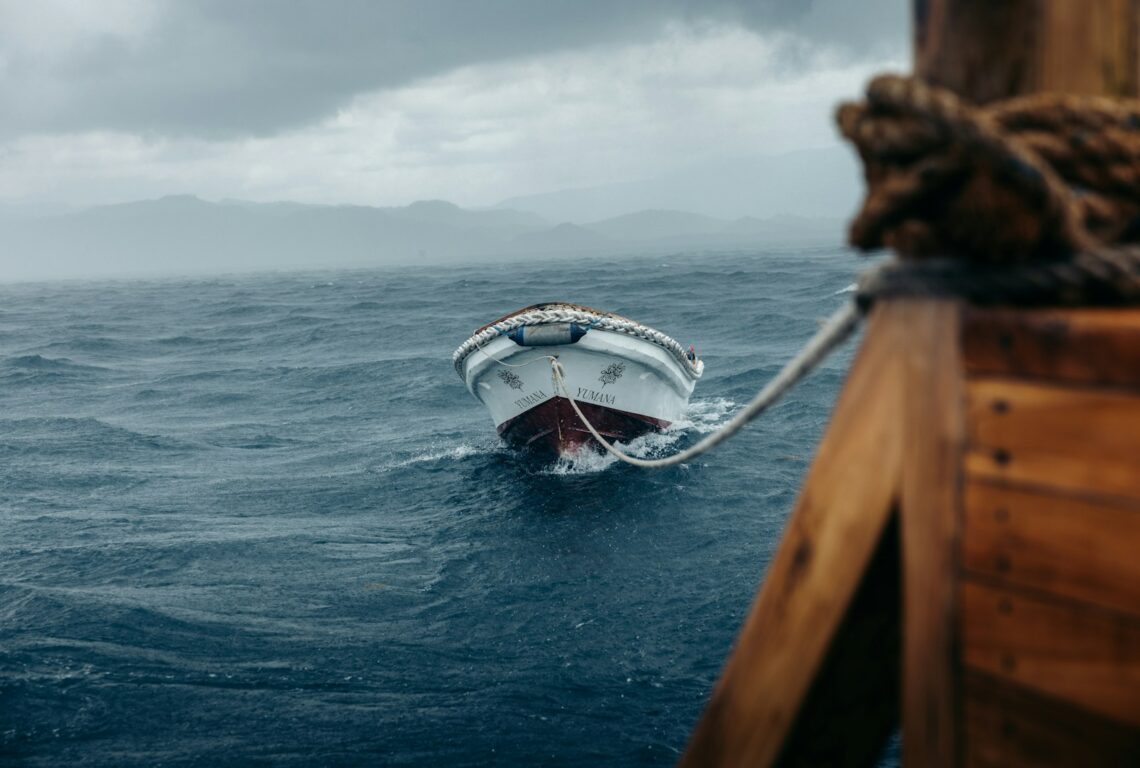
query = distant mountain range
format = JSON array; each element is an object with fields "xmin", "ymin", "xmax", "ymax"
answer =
[
  {"xmin": 1, "ymin": 193, "xmax": 846, "ymax": 281},
  {"xmin": 497, "ymin": 146, "xmax": 862, "ymax": 222}
]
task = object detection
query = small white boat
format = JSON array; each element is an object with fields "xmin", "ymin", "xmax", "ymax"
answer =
[{"xmin": 453, "ymin": 303, "xmax": 703, "ymax": 456}]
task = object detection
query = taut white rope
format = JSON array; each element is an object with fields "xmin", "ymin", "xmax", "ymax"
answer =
[{"xmin": 549, "ymin": 301, "xmax": 862, "ymax": 468}]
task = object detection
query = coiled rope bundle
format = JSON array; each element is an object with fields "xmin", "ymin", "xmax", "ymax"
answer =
[{"xmin": 837, "ymin": 73, "xmax": 1140, "ymax": 266}]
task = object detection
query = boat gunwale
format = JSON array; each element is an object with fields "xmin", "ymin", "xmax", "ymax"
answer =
[
  {"xmin": 470, "ymin": 302, "xmax": 628, "ymax": 335},
  {"xmin": 455, "ymin": 302, "xmax": 704, "ymax": 380}
]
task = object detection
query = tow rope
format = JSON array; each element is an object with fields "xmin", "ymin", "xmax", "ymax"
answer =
[{"xmin": 548, "ymin": 301, "xmax": 861, "ymax": 468}]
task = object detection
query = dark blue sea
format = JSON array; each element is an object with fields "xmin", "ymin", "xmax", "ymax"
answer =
[{"xmin": 0, "ymin": 248, "xmax": 894, "ymax": 766}]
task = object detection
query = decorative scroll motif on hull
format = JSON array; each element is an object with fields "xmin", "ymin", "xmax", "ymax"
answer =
[
  {"xmin": 498, "ymin": 370, "xmax": 523, "ymax": 390},
  {"xmin": 598, "ymin": 362, "xmax": 625, "ymax": 387}
]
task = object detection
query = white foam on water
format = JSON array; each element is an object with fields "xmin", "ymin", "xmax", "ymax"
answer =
[
  {"xmin": 542, "ymin": 397, "xmax": 738, "ymax": 475},
  {"xmin": 832, "ymin": 282, "xmax": 857, "ymax": 295},
  {"xmin": 675, "ymin": 397, "xmax": 737, "ymax": 434},
  {"xmin": 374, "ymin": 440, "xmax": 500, "ymax": 473},
  {"xmin": 544, "ymin": 445, "xmax": 617, "ymax": 475},
  {"xmin": 380, "ymin": 397, "xmax": 740, "ymax": 477}
]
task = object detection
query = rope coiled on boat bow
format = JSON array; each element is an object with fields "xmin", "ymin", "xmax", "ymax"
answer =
[{"xmin": 452, "ymin": 306, "xmax": 703, "ymax": 379}]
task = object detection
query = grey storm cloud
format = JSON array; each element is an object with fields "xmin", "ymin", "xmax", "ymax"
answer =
[{"xmin": 1, "ymin": 0, "xmax": 905, "ymax": 139}]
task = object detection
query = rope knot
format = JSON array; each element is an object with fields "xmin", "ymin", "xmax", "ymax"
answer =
[{"xmin": 838, "ymin": 74, "xmax": 1140, "ymax": 264}]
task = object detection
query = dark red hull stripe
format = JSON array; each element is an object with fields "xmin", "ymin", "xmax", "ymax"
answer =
[{"xmin": 497, "ymin": 397, "xmax": 670, "ymax": 456}]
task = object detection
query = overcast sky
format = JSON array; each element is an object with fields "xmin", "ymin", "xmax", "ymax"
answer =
[{"xmin": 0, "ymin": 0, "xmax": 907, "ymax": 209}]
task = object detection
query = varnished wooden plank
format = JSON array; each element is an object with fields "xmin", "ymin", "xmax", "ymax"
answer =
[
  {"xmin": 964, "ymin": 670, "xmax": 1140, "ymax": 767},
  {"xmin": 966, "ymin": 449, "xmax": 1140, "ymax": 507},
  {"xmin": 962, "ymin": 579, "xmax": 1140, "ymax": 727},
  {"xmin": 966, "ymin": 377, "xmax": 1140, "ymax": 500},
  {"xmin": 900, "ymin": 299, "xmax": 965, "ymax": 768},
  {"xmin": 680, "ymin": 303, "xmax": 907, "ymax": 768},
  {"xmin": 962, "ymin": 307, "xmax": 1140, "ymax": 388},
  {"xmin": 964, "ymin": 481, "xmax": 1140, "ymax": 617},
  {"xmin": 773, "ymin": 517, "xmax": 901, "ymax": 767}
]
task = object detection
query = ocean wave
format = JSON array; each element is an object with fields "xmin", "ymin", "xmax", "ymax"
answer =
[
  {"xmin": 34, "ymin": 336, "xmax": 133, "ymax": 354},
  {"xmin": 186, "ymin": 391, "xmax": 257, "ymax": 407},
  {"xmin": 1, "ymin": 354, "xmax": 111, "ymax": 374},
  {"xmin": 0, "ymin": 416, "xmax": 186, "ymax": 453},
  {"xmin": 217, "ymin": 433, "xmax": 307, "ymax": 450},
  {"xmin": 204, "ymin": 303, "xmax": 275, "ymax": 318},
  {"xmin": 154, "ymin": 334, "xmax": 240, "ymax": 347},
  {"xmin": 372, "ymin": 440, "xmax": 502, "ymax": 473}
]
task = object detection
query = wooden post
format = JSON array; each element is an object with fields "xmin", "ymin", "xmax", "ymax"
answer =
[
  {"xmin": 907, "ymin": 1, "xmax": 1138, "ymax": 764},
  {"xmin": 915, "ymin": 0, "xmax": 1140, "ymax": 102}
]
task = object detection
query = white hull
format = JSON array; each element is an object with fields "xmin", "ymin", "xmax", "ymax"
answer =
[
  {"xmin": 454, "ymin": 304, "xmax": 703, "ymax": 454},
  {"xmin": 464, "ymin": 330, "xmax": 695, "ymax": 427}
]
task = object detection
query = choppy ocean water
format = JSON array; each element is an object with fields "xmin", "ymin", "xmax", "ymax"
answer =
[{"xmin": 0, "ymin": 248, "xmax": 896, "ymax": 766}]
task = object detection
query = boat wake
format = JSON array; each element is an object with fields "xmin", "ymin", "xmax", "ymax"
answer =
[
  {"xmin": 542, "ymin": 396, "xmax": 737, "ymax": 475},
  {"xmin": 373, "ymin": 439, "xmax": 503, "ymax": 473},
  {"xmin": 672, "ymin": 396, "xmax": 736, "ymax": 434},
  {"xmin": 376, "ymin": 397, "xmax": 739, "ymax": 477}
]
